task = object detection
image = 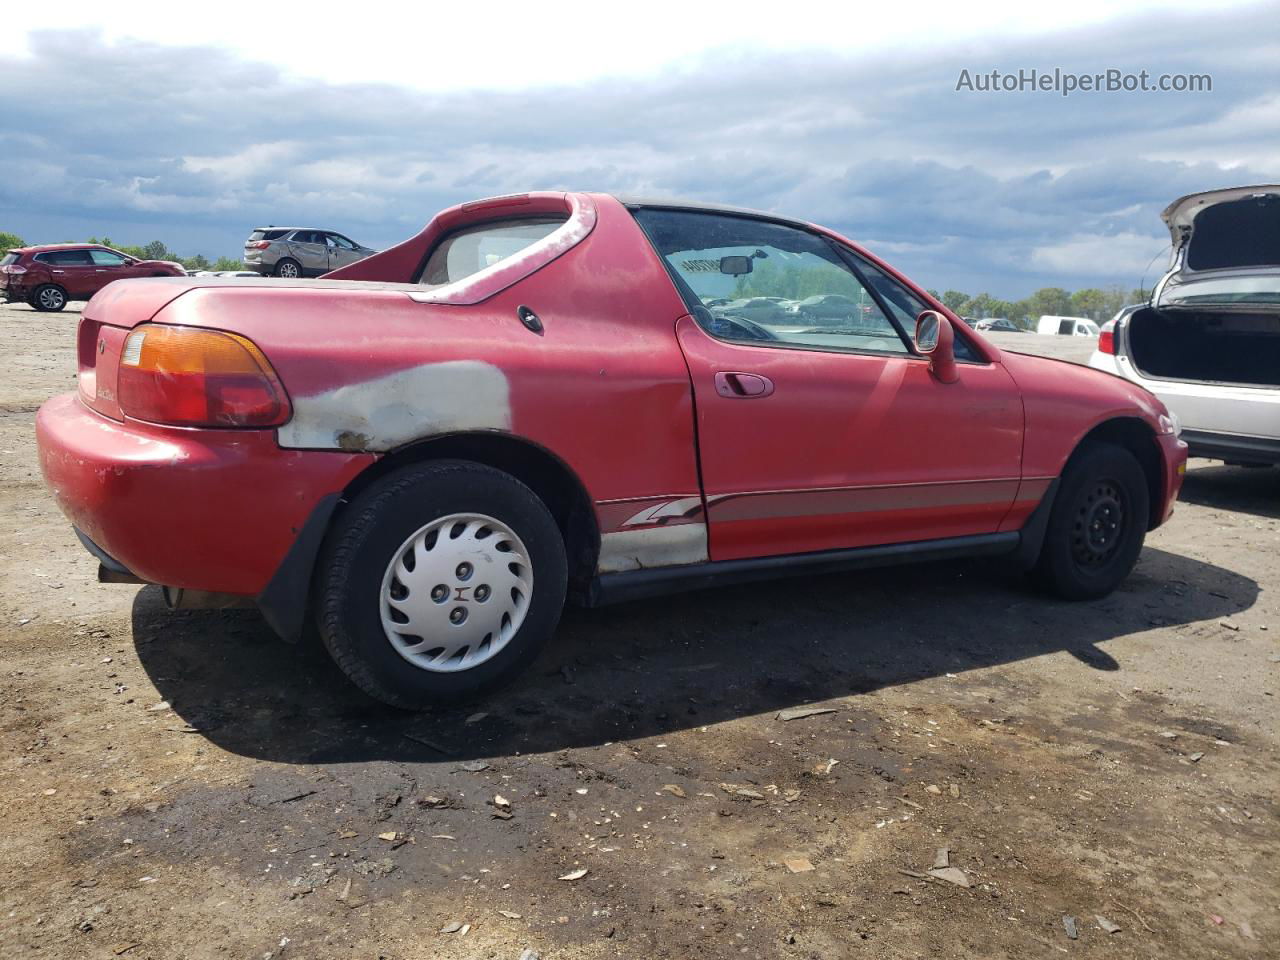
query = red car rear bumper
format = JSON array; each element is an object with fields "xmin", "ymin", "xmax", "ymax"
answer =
[{"xmin": 36, "ymin": 393, "xmax": 373, "ymax": 596}]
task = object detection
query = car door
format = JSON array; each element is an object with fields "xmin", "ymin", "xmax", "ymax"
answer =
[
  {"xmin": 41, "ymin": 249, "xmax": 96, "ymax": 297},
  {"xmin": 324, "ymin": 233, "xmax": 361, "ymax": 271},
  {"xmin": 87, "ymin": 248, "xmax": 144, "ymax": 294},
  {"xmin": 287, "ymin": 231, "xmax": 328, "ymax": 276},
  {"xmin": 633, "ymin": 207, "xmax": 1024, "ymax": 562}
]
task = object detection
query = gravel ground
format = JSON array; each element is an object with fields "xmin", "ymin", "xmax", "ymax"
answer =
[{"xmin": 0, "ymin": 301, "xmax": 1275, "ymax": 959}]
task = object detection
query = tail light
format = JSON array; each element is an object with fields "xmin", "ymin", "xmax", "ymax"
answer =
[
  {"xmin": 2, "ymin": 264, "xmax": 26, "ymax": 274},
  {"xmin": 248, "ymin": 240, "xmax": 271, "ymax": 249},
  {"xmin": 1097, "ymin": 318, "xmax": 1117, "ymax": 355},
  {"xmin": 118, "ymin": 324, "xmax": 290, "ymax": 428}
]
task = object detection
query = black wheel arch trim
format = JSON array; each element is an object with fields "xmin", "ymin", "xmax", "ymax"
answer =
[{"xmin": 256, "ymin": 492, "xmax": 341, "ymax": 641}]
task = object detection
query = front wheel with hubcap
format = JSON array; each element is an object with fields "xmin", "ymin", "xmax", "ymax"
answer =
[
  {"xmin": 32, "ymin": 284, "xmax": 67, "ymax": 312},
  {"xmin": 316, "ymin": 460, "xmax": 567, "ymax": 708},
  {"xmin": 1035, "ymin": 443, "xmax": 1149, "ymax": 600}
]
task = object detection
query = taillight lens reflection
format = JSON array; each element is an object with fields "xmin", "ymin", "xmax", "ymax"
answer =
[{"xmin": 118, "ymin": 324, "xmax": 290, "ymax": 428}]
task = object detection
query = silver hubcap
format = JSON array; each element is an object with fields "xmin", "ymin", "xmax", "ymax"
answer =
[
  {"xmin": 39, "ymin": 288, "xmax": 63, "ymax": 308},
  {"xmin": 279, "ymin": 262, "xmax": 299, "ymax": 277},
  {"xmin": 380, "ymin": 513, "xmax": 533, "ymax": 673}
]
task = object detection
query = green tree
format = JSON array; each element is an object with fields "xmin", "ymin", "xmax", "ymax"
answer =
[
  {"xmin": 960, "ymin": 292, "xmax": 998, "ymax": 318},
  {"xmin": 1027, "ymin": 287, "xmax": 1073, "ymax": 317},
  {"xmin": 141, "ymin": 240, "xmax": 171, "ymax": 261},
  {"xmin": 213, "ymin": 256, "xmax": 243, "ymax": 271},
  {"xmin": 940, "ymin": 290, "xmax": 969, "ymax": 312},
  {"xmin": 1069, "ymin": 288, "xmax": 1109, "ymax": 320},
  {"xmin": 0, "ymin": 230, "xmax": 24, "ymax": 252}
]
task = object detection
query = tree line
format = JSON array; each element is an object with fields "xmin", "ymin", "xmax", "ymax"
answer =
[
  {"xmin": 925, "ymin": 286, "xmax": 1149, "ymax": 328},
  {"xmin": 1, "ymin": 231, "xmax": 241, "ymax": 273}
]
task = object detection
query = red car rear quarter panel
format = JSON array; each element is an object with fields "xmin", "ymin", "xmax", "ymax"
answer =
[
  {"xmin": 36, "ymin": 394, "xmax": 373, "ymax": 594},
  {"xmin": 150, "ymin": 196, "xmax": 702, "ymax": 569}
]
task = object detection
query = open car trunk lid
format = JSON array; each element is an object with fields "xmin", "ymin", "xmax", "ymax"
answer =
[{"xmin": 1157, "ymin": 185, "xmax": 1280, "ymax": 309}]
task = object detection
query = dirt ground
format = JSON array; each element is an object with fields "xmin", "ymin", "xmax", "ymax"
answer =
[{"xmin": 0, "ymin": 302, "xmax": 1276, "ymax": 959}]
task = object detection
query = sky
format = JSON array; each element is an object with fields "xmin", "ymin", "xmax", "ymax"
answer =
[{"xmin": 1, "ymin": 0, "xmax": 1276, "ymax": 298}]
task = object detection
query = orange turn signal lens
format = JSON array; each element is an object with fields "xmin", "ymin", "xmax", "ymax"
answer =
[{"xmin": 118, "ymin": 324, "xmax": 290, "ymax": 428}]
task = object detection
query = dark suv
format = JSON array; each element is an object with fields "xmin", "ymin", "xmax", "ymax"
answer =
[
  {"xmin": 243, "ymin": 227, "xmax": 377, "ymax": 278},
  {"xmin": 0, "ymin": 244, "xmax": 185, "ymax": 312}
]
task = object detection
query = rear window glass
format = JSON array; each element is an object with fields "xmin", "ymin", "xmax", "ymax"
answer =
[
  {"xmin": 249, "ymin": 229, "xmax": 289, "ymax": 242},
  {"xmin": 35, "ymin": 250, "xmax": 93, "ymax": 265},
  {"xmin": 0, "ymin": 253, "xmax": 18, "ymax": 266},
  {"xmin": 418, "ymin": 218, "xmax": 566, "ymax": 287}
]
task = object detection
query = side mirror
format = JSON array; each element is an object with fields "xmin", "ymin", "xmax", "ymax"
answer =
[
  {"xmin": 915, "ymin": 310, "xmax": 959, "ymax": 383},
  {"xmin": 719, "ymin": 255, "xmax": 753, "ymax": 276}
]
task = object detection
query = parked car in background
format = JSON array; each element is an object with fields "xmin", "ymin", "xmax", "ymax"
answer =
[
  {"xmin": 37, "ymin": 192, "xmax": 1186, "ymax": 708},
  {"xmin": 975, "ymin": 318, "xmax": 1023, "ymax": 333},
  {"xmin": 1038, "ymin": 315, "xmax": 1100, "ymax": 337},
  {"xmin": 1090, "ymin": 184, "xmax": 1280, "ymax": 466},
  {"xmin": 1, "ymin": 244, "xmax": 185, "ymax": 312},
  {"xmin": 787, "ymin": 293, "xmax": 861, "ymax": 319},
  {"xmin": 710, "ymin": 296, "xmax": 791, "ymax": 323},
  {"xmin": 243, "ymin": 227, "xmax": 377, "ymax": 278}
]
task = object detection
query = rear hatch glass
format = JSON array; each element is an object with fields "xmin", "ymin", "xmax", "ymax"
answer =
[{"xmin": 247, "ymin": 229, "xmax": 288, "ymax": 244}]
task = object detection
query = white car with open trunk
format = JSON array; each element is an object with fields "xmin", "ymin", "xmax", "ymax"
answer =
[{"xmin": 1089, "ymin": 185, "xmax": 1280, "ymax": 466}]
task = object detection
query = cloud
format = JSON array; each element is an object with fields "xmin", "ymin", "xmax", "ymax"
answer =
[
  {"xmin": 0, "ymin": 8, "xmax": 1277, "ymax": 296},
  {"xmin": 1031, "ymin": 232, "xmax": 1171, "ymax": 277}
]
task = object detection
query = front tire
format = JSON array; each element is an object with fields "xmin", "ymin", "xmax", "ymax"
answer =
[
  {"xmin": 315, "ymin": 460, "xmax": 567, "ymax": 709},
  {"xmin": 32, "ymin": 284, "xmax": 67, "ymax": 312},
  {"xmin": 1035, "ymin": 443, "xmax": 1149, "ymax": 600}
]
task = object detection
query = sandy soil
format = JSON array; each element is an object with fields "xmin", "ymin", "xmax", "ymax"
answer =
[{"xmin": 0, "ymin": 302, "xmax": 1275, "ymax": 959}]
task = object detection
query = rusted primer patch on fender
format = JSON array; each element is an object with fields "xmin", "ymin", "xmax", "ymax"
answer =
[
  {"xmin": 277, "ymin": 360, "xmax": 511, "ymax": 451},
  {"xmin": 597, "ymin": 524, "xmax": 709, "ymax": 574}
]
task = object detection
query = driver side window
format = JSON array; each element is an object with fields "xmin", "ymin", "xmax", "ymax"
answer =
[{"xmin": 633, "ymin": 208, "xmax": 911, "ymax": 356}]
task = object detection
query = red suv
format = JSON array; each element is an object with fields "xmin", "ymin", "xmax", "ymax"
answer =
[{"xmin": 1, "ymin": 244, "xmax": 186, "ymax": 312}]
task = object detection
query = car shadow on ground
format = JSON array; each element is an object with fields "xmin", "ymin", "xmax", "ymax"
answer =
[
  {"xmin": 1179, "ymin": 462, "xmax": 1278, "ymax": 519},
  {"xmin": 131, "ymin": 542, "xmax": 1257, "ymax": 766}
]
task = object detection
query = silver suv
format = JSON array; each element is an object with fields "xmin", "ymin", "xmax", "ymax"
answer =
[{"xmin": 243, "ymin": 227, "xmax": 376, "ymax": 278}]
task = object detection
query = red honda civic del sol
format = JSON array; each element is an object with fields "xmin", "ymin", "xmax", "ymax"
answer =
[{"xmin": 36, "ymin": 192, "xmax": 1188, "ymax": 708}]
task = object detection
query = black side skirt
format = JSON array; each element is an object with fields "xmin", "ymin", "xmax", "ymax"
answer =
[
  {"xmin": 586, "ymin": 479, "xmax": 1060, "ymax": 608},
  {"xmin": 586, "ymin": 530, "xmax": 1021, "ymax": 607}
]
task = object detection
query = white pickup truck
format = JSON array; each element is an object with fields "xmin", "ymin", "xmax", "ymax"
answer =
[{"xmin": 1089, "ymin": 185, "xmax": 1280, "ymax": 466}]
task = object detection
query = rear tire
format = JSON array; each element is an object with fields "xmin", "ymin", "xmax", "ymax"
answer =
[
  {"xmin": 32, "ymin": 284, "xmax": 67, "ymax": 312},
  {"xmin": 315, "ymin": 460, "xmax": 567, "ymax": 709},
  {"xmin": 274, "ymin": 258, "xmax": 302, "ymax": 278},
  {"xmin": 1035, "ymin": 443, "xmax": 1149, "ymax": 600}
]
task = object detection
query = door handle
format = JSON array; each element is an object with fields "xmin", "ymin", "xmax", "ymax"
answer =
[{"xmin": 714, "ymin": 371, "xmax": 774, "ymax": 398}]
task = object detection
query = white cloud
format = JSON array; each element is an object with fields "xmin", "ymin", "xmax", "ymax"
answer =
[
  {"xmin": 1, "ymin": 0, "xmax": 1263, "ymax": 91},
  {"xmin": 1031, "ymin": 232, "xmax": 1171, "ymax": 278}
]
